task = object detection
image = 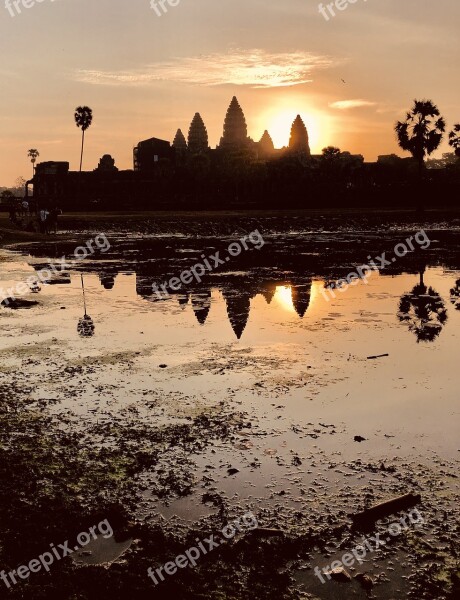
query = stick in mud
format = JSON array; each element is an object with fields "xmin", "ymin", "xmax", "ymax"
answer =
[{"xmin": 351, "ymin": 493, "xmax": 422, "ymax": 528}]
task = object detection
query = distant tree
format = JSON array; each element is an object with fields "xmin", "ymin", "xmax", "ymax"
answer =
[
  {"xmin": 74, "ymin": 106, "xmax": 93, "ymax": 172},
  {"xmin": 395, "ymin": 100, "xmax": 445, "ymax": 175},
  {"xmin": 320, "ymin": 146, "xmax": 342, "ymax": 181},
  {"xmin": 15, "ymin": 176, "xmax": 27, "ymax": 189},
  {"xmin": 1, "ymin": 190, "xmax": 14, "ymax": 204},
  {"xmin": 187, "ymin": 113, "xmax": 209, "ymax": 155},
  {"xmin": 448, "ymin": 124, "xmax": 460, "ymax": 157},
  {"xmin": 426, "ymin": 152, "xmax": 459, "ymax": 169},
  {"xmin": 27, "ymin": 149, "xmax": 39, "ymax": 178},
  {"xmin": 321, "ymin": 146, "xmax": 341, "ymax": 160}
]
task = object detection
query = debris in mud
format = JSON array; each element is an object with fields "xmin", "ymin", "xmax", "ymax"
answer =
[
  {"xmin": 351, "ymin": 492, "xmax": 422, "ymax": 528},
  {"xmin": 354, "ymin": 435, "xmax": 366, "ymax": 442},
  {"xmin": 251, "ymin": 528, "xmax": 284, "ymax": 538},
  {"xmin": 45, "ymin": 274, "xmax": 72, "ymax": 285},
  {"xmin": 1, "ymin": 297, "xmax": 39, "ymax": 309},
  {"xmin": 354, "ymin": 572, "xmax": 374, "ymax": 590},
  {"xmin": 367, "ymin": 353, "xmax": 389, "ymax": 360},
  {"xmin": 326, "ymin": 566, "xmax": 352, "ymax": 582}
]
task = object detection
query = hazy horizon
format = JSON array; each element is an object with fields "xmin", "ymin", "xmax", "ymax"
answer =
[{"xmin": 1, "ymin": 0, "xmax": 459, "ymax": 186}]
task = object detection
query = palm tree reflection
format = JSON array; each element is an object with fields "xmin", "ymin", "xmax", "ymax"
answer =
[
  {"xmin": 78, "ymin": 275, "xmax": 95, "ymax": 337},
  {"xmin": 450, "ymin": 278, "xmax": 460, "ymax": 310},
  {"xmin": 398, "ymin": 268, "xmax": 447, "ymax": 342}
]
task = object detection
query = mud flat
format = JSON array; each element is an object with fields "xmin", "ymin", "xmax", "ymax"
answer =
[{"xmin": 0, "ymin": 213, "xmax": 459, "ymax": 599}]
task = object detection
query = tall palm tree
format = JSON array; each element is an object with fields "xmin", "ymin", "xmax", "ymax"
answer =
[
  {"xmin": 448, "ymin": 124, "xmax": 460, "ymax": 157},
  {"xmin": 74, "ymin": 106, "xmax": 93, "ymax": 173},
  {"xmin": 395, "ymin": 100, "xmax": 446, "ymax": 175},
  {"xmin": 27, "ymin": 149, "xmax": 39, "ymax": 178}
]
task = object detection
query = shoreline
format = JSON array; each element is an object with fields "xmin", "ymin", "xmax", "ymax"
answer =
[{"xmin": 2, "ymin": 207, "xmax": 460, "ymax": 248}]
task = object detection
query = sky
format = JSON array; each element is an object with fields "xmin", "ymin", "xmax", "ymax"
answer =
[{"xmin": 0, "ymin": 0, "xmax": 459, "ymax": 186}]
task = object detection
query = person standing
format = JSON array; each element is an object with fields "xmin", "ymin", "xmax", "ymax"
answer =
[{"xmin": 39, "ymin": 208, "xmax": 48, "ymax": 234}]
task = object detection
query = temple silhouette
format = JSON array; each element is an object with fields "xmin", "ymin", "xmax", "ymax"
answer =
[
  {"xmin": 28, "ymin": 96, "xmax": 374, "ymax": 210},
  {"xmin": 28, "ymin": 94, "xmax": 460, "ymax": 211}
]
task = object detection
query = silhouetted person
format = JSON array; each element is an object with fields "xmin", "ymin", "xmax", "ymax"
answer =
[{"xmin": 47, "ymin": 207, "xmax": 61, "ymax": 235}]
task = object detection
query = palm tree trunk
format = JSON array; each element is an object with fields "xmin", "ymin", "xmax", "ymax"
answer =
[
  {"xmin": 417, "ymin": 158, "xmax": 425, "ymax": 212},
  {"xmin": 79, "ymin": 129, "xmax": 85, "ymax": 173},
  {"xmin": 419, "ymin": 269, "xmax": 424, "ymax": 287}
]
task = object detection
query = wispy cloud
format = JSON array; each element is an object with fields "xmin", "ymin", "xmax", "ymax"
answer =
[
  {"xmin": 75, "ymin": 49, "xmax": 334, "ymax": 89},
  {"xmin": 329, "ymin": 99, "xmax": 376, "ymax": 110}
]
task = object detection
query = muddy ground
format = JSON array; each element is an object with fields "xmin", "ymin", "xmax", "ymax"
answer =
[{"xmin": 0, "ymin": 210, "xmax": 459, "ymax": 599}]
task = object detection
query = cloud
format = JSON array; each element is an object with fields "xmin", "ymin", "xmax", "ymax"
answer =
[
  {"xmin": 329, "ymin": 99, "xmax": 377, "ymax": 110},
  {"xmin": 75, "ymin": 49, "xmax": 334, "ymax": 89}
]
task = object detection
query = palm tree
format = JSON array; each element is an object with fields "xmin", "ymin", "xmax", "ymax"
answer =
[
  {"xmin": 27, "ymin": 149, "xmax": 39, "ymax": 178},
  {"xmin": 395, "ymin": 100, "xmax": 445, "ymax": 175},
  {"xmin": 74, "ymin": 106, "xmax": 93, "ymax": 172},
  {"xmin": 448, "ymin": 124, "xmax": 460, "ymax": 157}
]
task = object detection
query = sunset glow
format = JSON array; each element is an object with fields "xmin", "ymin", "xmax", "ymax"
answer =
[
  {"xmin": 261, "ymin": 108, "xmax": 327, "ymax": 151},
  {"xmin": 0, "ymin": 0, "xmax": 458, "ymax": 185},
  {"xmin": 274, "ymin": 286, "xmax": 295, "ymax": 313}
]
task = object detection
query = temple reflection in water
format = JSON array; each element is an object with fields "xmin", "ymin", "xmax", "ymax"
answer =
[
  {"xmin": 25, "ymin": 247, "xmax": 459, "ymax": 342},
  {"xmin": 93, "ymin": 271, "xmax": 310, "ymax": 339}
]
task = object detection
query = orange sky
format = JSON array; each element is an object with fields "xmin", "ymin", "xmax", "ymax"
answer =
[{"xmin": 0, "ymin": 0, "xmax": 459, "ymax": 185}]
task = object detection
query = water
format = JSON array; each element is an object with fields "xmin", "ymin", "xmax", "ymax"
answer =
[{"xmin": 1, "ymin": 240, "xmax": 459, "ymax": 598}]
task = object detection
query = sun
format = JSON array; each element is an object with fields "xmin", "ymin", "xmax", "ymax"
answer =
[
  {"xmin": 274, "ymin": 286, "xmax": 295, "ymax": 313},
  {"xmin": 257, "ymin": 105, "xmax": 331, "ymax": 153}
]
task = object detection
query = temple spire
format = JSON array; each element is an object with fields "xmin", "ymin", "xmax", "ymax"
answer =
[
  {"xmin": 173, "ymin": 129, "xmax": 187, "ymax": 151},
  {"xmin": 219, "ymin": 97, "xmax": 249, "ymax": 150},
  {"xmin": 259, "ymin": 130, "xmax": 275, "ymax": 156},
  {"xmin": 289, "ymin": 115, "xmax": 311, "ymax": 156},
  {"xmin": 188, "ymin": 113, "xmax": 209, "ymax": 154}
]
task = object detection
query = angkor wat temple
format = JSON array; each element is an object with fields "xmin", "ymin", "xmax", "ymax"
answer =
[{"xmin": 30, "ymin": 96, "xmax": 459, "ymax": 211}]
